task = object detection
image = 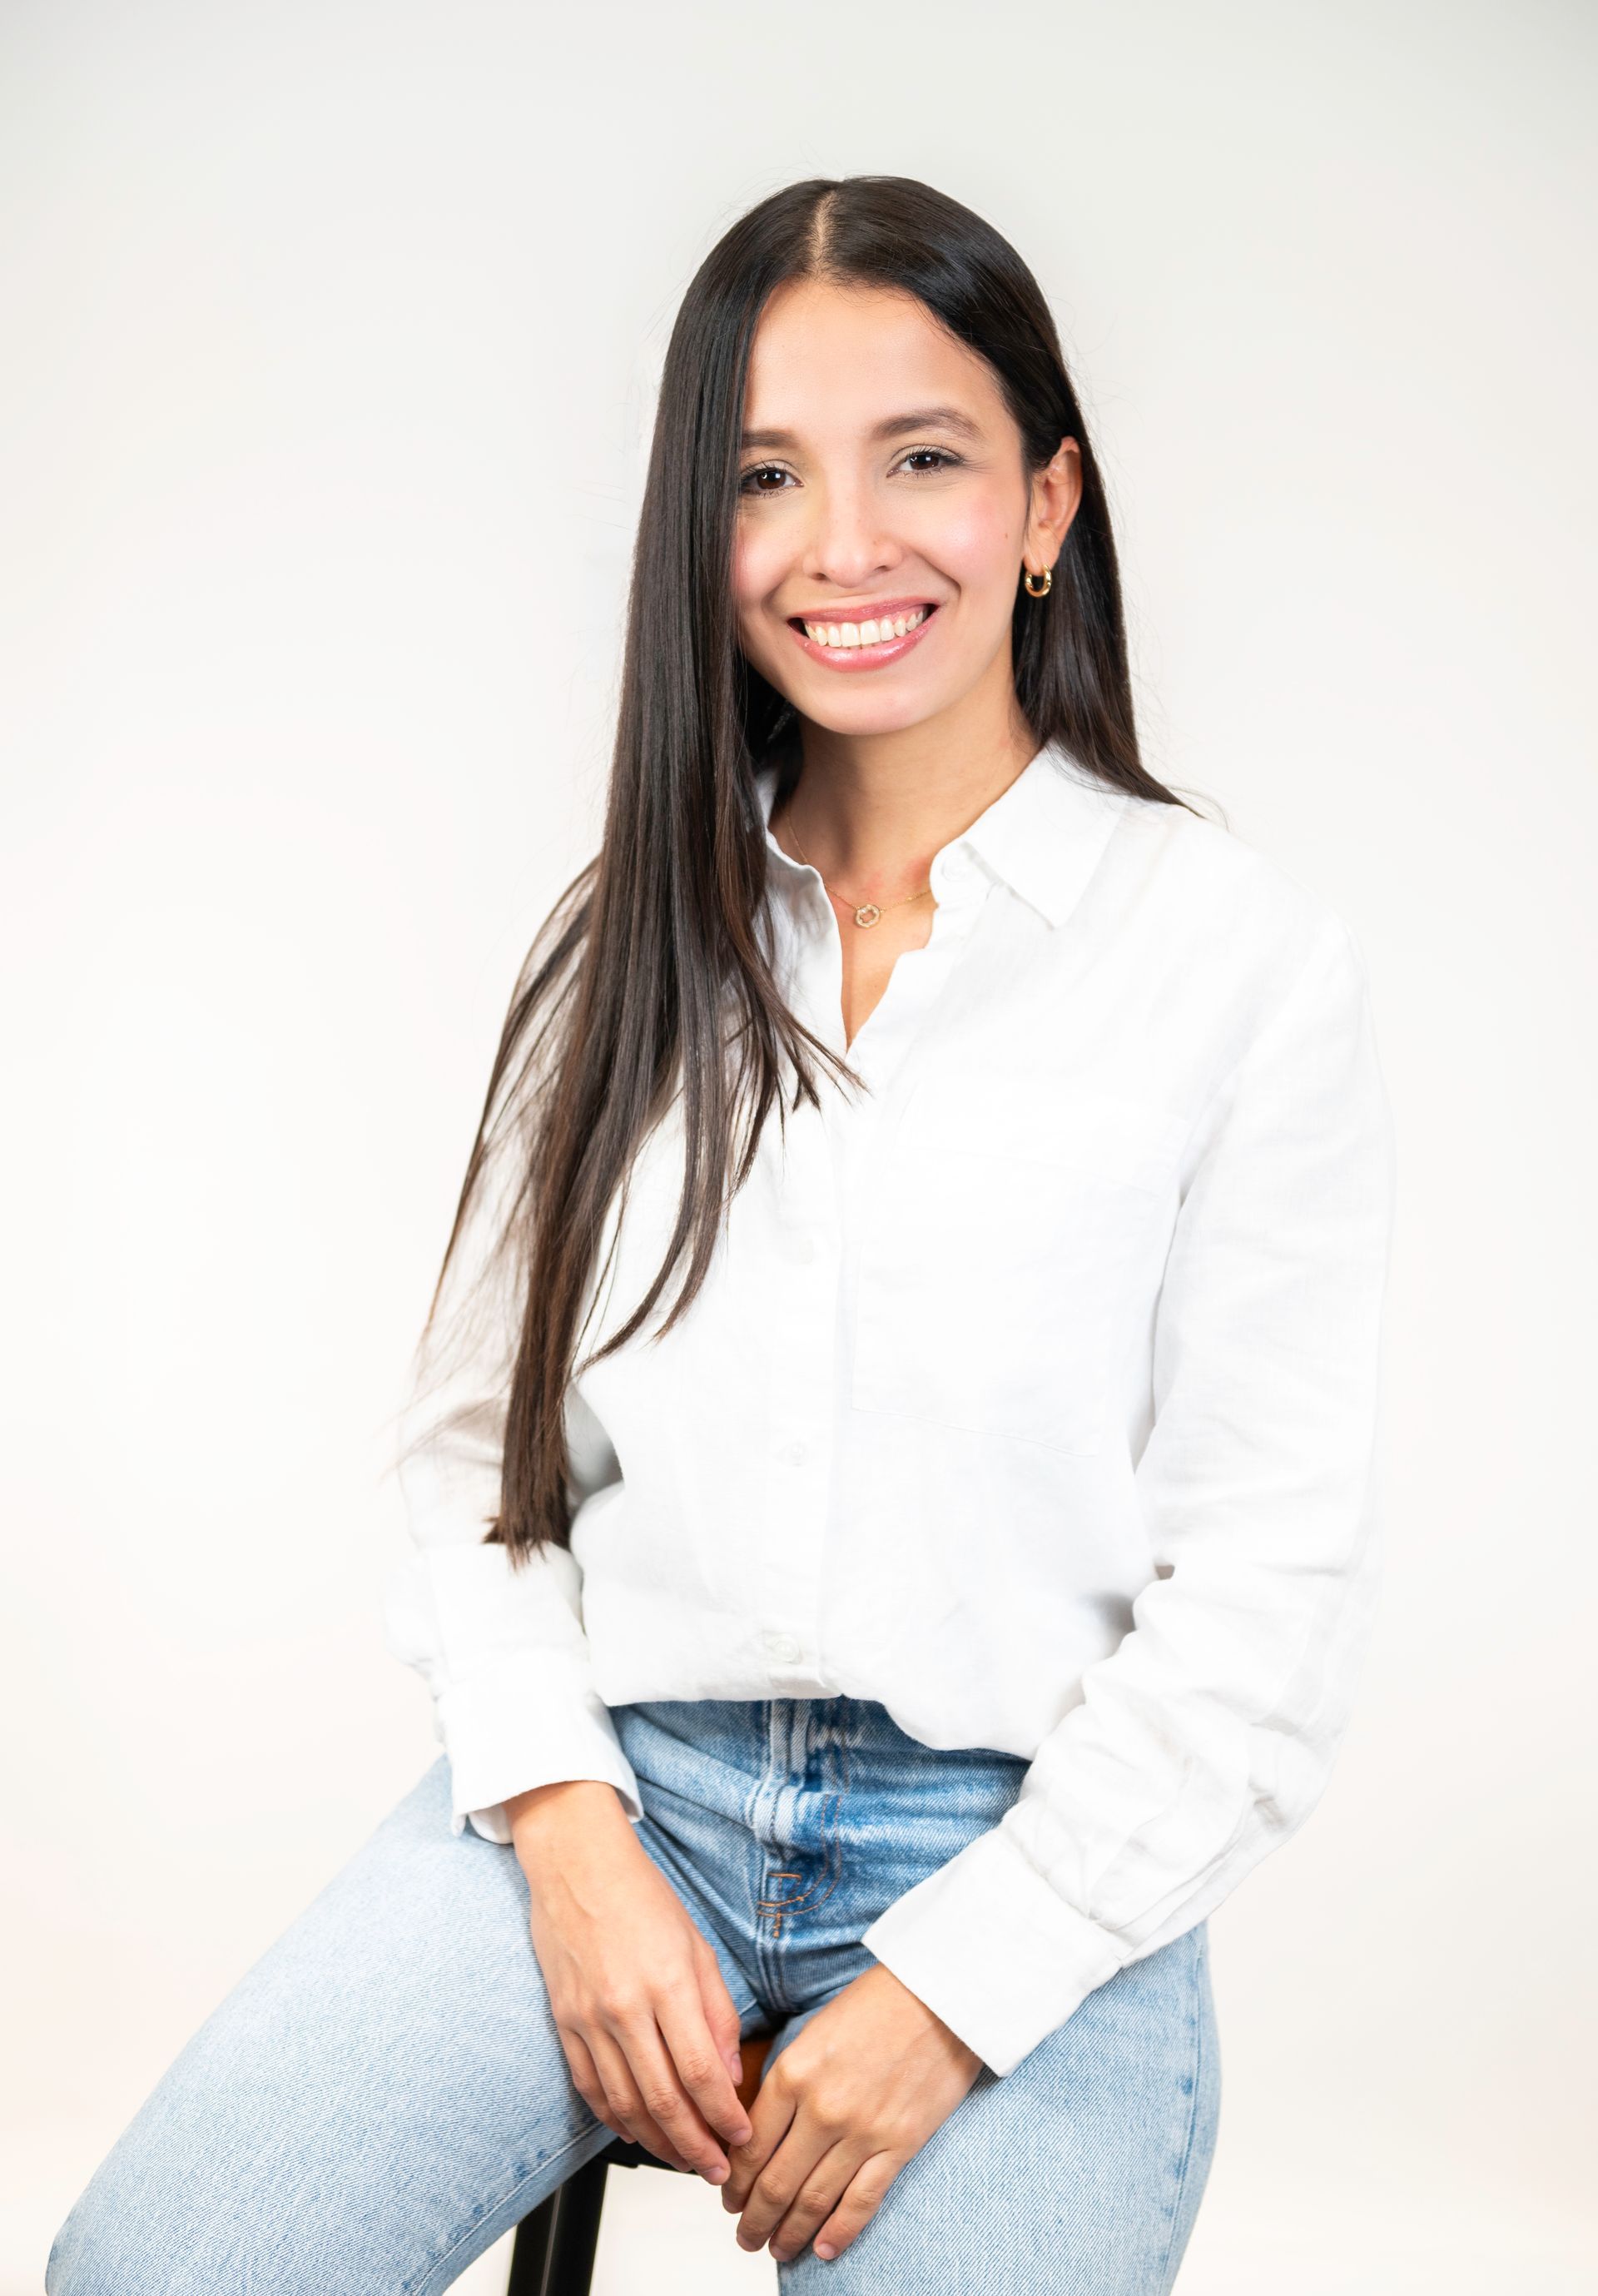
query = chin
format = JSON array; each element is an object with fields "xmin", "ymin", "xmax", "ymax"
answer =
[{"xmin": 792, "ymin": 683, "xmax": 954, "ymax": 739}]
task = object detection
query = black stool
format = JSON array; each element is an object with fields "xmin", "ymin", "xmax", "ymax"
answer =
[{"xmin": 507, "ymin": 2033, "xmax": 772, "ymax": 2294}]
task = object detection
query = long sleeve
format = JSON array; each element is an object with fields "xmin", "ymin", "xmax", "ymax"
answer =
[
  {"xmin": 861, "ymin": 908, "xmax": 1397, "ymax": 2076},
  {"xmin": 383, "ymin": 1106, "xmax": 643, "ymax": 1842}
]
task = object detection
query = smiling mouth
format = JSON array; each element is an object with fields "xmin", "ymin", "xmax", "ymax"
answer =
[{"xmin": 788, "ymin": 603, "xmax": 937, "ymax": 649}]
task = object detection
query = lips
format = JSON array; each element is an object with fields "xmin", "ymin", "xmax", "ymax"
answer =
[{"xmin": 785, "ymin": 601, "xmax": 940, "ymax": 673}]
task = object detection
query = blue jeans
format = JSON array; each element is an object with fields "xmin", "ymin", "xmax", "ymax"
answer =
[{"xmin": 47, "ymin": 1697, "xmax": 1220, "ymax": 2294}]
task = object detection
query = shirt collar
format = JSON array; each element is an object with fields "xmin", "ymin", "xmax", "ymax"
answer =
[{"xmin": 754, "ymin": 738, "xmax": 1129, "ymax": 930}]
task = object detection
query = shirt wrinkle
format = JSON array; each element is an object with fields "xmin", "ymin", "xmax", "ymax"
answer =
[{"xmin": 384, "ymin": 733, "xmax": 1396, "ymax": 2077}]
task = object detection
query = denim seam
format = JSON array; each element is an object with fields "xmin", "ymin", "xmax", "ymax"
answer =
[
  {"xmin": 1153, "ymin": 1933, "xmax": 1208, "ymax": 2296},
  {"xmin": 753, "ymin": 1799, "xmax": 842, "ymax": 1916},
  {"xmin": 753, "ymin": 1697, "xmax": 851, "ymax": 1920},
  {"xmin": 403, "ymin": 2120, "xmax": 612, "ymax": 2296},
  {"xmin": 739, "ymin": 1707, "xmax": 768, "ymax": 1833}
]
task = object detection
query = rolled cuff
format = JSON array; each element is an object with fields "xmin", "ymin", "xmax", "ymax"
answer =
[
  {"xmin": 435, "ymin": 1653, "xmax": 644, "ymax": 1841},
  {"xmin": 861, "ymin": 1821, "xmax": 1129, "ymax": 2078}
]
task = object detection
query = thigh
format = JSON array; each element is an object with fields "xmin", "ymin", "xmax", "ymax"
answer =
[
  {"xmin": 46, "ymin": 1757, "xmax": 759, "ymax": 2296},
  {"xmin": 772, "ymin": 1921, "xmax": 1221, "ymax": 2296}
]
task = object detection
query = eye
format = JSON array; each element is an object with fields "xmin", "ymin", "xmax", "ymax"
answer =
[
  {"xmin": 738, "ymin": 463, "xmax": 795, "ymax": 496},
  {"xmin": 897, "ymin": 447, "xmax": 963, "ymax": 475}
]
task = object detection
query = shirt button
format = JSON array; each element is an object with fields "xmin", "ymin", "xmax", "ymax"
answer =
[
  {"xmin": 762, "ymin": 1629, "xmax": 801, "ymax": 1662},
  {"xmin": 793, "ymin": 1235, "xmax": 817, "ymax": 1265},
  {"xmin": 778, "ymin": 1439, "xmax": 808, "ymax": 1468}
]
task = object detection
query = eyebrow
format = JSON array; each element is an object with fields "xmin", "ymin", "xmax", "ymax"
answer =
[{"xmin": 738, "ymin": 405, "xmax": 985, "ymax": 450}]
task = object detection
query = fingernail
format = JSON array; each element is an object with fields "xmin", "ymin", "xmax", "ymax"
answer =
[
  {"xmin": 707, "ymin": 2161, "xmax": 728, "ymax": 2184},
  {"xmin": 816, "ymin": 2241, "xmax": 836, "ymax": 2259}
]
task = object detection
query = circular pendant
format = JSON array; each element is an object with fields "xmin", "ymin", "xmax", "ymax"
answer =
[{"xmin": 853, "ymin": 902, "xmax": 882, "ymax": 928}]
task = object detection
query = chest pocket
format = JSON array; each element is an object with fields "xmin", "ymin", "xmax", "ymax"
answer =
[{"xmin": 851, "ymin": 1069, "xmax": 1188, "ymax": 1456}]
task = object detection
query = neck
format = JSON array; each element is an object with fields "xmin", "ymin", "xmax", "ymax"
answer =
[{"xmin": 775, "ymin": 660, "xmax": 1038, "ymax": 896}]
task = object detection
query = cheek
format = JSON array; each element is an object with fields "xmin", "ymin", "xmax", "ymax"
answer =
[
  {"xmin": 732, "ymin": 523, "xmax": 788, "ymax": 662},
  {"xmin": 917, "ymin": 493, "xmax": 1022, "ymax": 599},
  {"xmin": 732, "ymin": 521, "xmax": 787, "ymax": 612}
]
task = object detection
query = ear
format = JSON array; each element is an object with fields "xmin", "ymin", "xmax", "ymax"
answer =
[{"xmin": 1023, "ymin": 437, "xmax": 1083, "ymax": 574}]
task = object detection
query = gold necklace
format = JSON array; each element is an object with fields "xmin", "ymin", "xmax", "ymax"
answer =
[{"xmin": 777, "ymin": 808, "xmax": 934, "ymax": 931}]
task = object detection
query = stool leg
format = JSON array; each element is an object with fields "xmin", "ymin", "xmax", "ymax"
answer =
[{"xmin": 507, "ymin": 2155, "xmax": 608, "ymax": 2296}]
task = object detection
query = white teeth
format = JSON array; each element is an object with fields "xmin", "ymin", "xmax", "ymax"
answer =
[{"xmin": 802, "ymin": 605, "xmax": 929, "ymax": 648}]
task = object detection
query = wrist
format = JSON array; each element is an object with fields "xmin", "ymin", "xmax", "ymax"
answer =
[{"xmin": 505, "ymin": 1777, "xmax": 630, "ymax": 1856}]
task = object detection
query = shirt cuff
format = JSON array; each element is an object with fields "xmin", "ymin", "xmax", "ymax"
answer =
[
  {"xmin": 435, "ymin": 1652, "xmax": 645, "ymax": 1841},
  {"xmin": 861, "ymin": 1821, "xmax": 1129, "ymax": 2078}
]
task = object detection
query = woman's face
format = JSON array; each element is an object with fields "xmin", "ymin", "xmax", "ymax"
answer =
[{"xmin": 732, "ymin": 276, "xmax": 1079, "ymax": 743}]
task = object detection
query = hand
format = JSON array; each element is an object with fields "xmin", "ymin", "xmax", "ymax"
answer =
[
  {"xmin": 507, "ymin": 1779, "xmax": 754, "ymax": 2183},
  {"xmin": 721, "ymin": 1961, "xmax": 984, "ymax": 2264}
]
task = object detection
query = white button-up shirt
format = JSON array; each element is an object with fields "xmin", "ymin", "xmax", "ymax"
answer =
[{"xmin": 385, "ymin": 738, "xmax": 1396, "ymax": 2077}]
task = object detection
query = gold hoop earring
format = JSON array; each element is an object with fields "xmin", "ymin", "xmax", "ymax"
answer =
[{"xmin": 1022, "ymin": 565, "xmax": 1053, "ymax": 599}]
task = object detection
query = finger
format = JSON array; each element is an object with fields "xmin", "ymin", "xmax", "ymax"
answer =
[
  {"xmin": 692, "ymin": 1933, "xmax": 748, "ymax": 2090},
  {"xmin": 560, "ymin": 2029, "xmax": 613, "ymax": 2131},
  {"xmin": 657, "ymin": 1981, "xmax": 753, "ymax": 2150},
  {"xmin": 580, "ymin": 2030, "xmax": 693, "ymax": 2167},
  {"xmin": 767, "ymin": 2140, "xmax": 861, "ymax": 2264},
  {"xmin": 721, "ymin": 2069, "xmax": 795, "ymax": 2213},
  {"xmin": 734, "ymin": 2121, "xmax": 831, "ymax": 2254},
  {"xmin": 611, "ymin": 2011, "xmax": 732, "ymax": 2182},
  {"xmin": 583, "ymin": 2025, "xmax": 674, "ymax": 2163},
  {"xmin": 583, "ymin": 2024, "xmax": 643, "ymax": 2139},
  {"xmin": 809, "ymin": 2149, "xmax": 904, "ymax": 2261}
]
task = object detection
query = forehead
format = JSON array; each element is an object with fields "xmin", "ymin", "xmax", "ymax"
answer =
[{"xmin": 741, "ymin": 277, "xmax": 1008, "ymax": 439}]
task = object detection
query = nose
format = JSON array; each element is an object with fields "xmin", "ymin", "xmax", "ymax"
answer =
[{"xmin": 798, "ymin": 476, "xmax": 904, "ymax": 594}]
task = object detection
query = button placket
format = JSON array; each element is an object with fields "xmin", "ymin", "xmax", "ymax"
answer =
[{"xmin": 757, "ymin": 1096, "xmax": 836, "ymax": 1682}]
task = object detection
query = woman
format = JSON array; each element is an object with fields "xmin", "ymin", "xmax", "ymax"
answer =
[{"xmin": 48, "ymin": 176, "xmax": 1394, "ymax": 2293}]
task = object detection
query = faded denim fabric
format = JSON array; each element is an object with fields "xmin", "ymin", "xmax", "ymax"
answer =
[{"xmin": 48, "ymin": 1697, "xmax": 1219, "ymax": 2294}]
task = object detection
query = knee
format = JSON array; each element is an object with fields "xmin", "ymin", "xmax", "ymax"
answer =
[
  {"xmin": 45, "ymin": 2175, "xmax": 128, "ymax": 2296},
  {"xmin": 45, "ymin": 2137, "xmax": 236, "ymax": 2296}
]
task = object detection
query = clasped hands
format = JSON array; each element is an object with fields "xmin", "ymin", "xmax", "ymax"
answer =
[{"xmin": 510, "ymin": 1777, "xmax": 985, "ymax": 2266}]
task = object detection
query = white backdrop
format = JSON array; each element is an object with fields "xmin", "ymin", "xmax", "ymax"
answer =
[{"xmin": 2, "ymin": 4, "xmax": 1594, "ymax": 2290}]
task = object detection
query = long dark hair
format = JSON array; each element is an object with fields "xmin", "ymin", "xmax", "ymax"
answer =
[{"xmin": 414, "ymin": 173, "xmax": 1194, "ymax": 1563}]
